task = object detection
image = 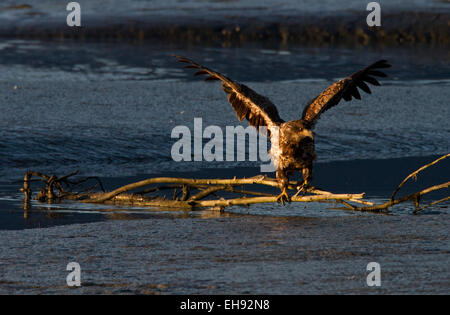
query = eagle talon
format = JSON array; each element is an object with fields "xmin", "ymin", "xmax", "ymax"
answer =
[{"xmin": 276, "ymin": 188, "xmax": 290, "ymax": 206}]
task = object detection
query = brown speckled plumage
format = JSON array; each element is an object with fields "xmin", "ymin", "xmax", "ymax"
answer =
[{"xmin": 175, "ymin": 55, "xmax": 391, "ymax": 199}]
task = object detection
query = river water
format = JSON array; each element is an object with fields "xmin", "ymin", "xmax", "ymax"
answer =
[
  {"xmin": 0, "ymin": 39, "xmax": 449, "ymax": 229},
  {"xmin": 0, "ymin": 1, "xmax": 449, "ymax": 294}
]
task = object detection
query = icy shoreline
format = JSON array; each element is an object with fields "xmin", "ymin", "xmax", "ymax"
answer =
[{"xmin": 1, "ymin": 4, "xmax": 449, "ymax": 46}]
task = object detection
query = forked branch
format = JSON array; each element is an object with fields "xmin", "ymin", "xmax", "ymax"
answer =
[{"xmin": 21, "ymin": 154, "xmax": 449, "ymax": 215}]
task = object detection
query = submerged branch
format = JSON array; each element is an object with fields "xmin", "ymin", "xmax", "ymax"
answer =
[
  {"xmin": 353, "ymin": 181, "xmax": 449, "ymax": 212},
  {"xmin": 413, "ymin": 196, "xmax": 450, "ymax": 214}
]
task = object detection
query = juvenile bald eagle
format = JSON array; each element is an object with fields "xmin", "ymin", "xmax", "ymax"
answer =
[{"xmin": 175, "ymin": 55, "xmax": 390, "ymax": 204}]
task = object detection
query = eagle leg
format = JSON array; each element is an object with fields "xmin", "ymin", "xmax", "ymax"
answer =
[
  {"xmin": 276, "ymin": 169, "xmax": 290, "ymax": 206},
  {"xmin": 276, "ymin": 187, "xmax": 290, "ymax": 206},
  {"xmin": 293, "ymin": 167, "xmax": 313, "ymax": 197},
  {"xmin": 293, "ymin": 179, "xmax": 308, "ymax": 198}
]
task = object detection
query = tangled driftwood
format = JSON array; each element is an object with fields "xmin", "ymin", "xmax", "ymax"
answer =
[{"xmin": 21, "ymin": 154, "xmax": 449, "ymax": 215}]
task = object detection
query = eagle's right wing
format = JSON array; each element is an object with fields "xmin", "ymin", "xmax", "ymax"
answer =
[
  {"xmin": 301, "ymin": 60, "xmax": 391, "ymax": 127},
  {"xmin": 174, "ymin": 55, "xmax": 284, "ymax": 133}
]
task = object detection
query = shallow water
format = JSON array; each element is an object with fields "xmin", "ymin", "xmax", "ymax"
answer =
[
  {"xmin": 0, "ymin": 40, "xmax": 449, "ymax": 230},
  {"xmin": 1, "ymin": 40, "xmax": 449, "ymax": 83},
  {"xmin": 0, "ymin": 41, "xmax": 448, "ymax": 178}
]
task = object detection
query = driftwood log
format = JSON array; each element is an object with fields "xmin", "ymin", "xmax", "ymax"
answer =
[{"xmin": 21, "ymin": 154, "xmax": 449, "ymax": 215}]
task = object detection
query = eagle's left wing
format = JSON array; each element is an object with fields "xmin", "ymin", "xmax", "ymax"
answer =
[
  {"xmin": 174, "ymin": 55, "xmax": 284, "ymax": 134},
  {"xmin": 301, "ymin": 60, "xmax": 391, "ymax": 127}
]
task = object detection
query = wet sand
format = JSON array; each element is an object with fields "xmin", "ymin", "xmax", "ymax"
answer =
[{"xmin": 0, "ymin": 208, "xmax": 448, "ymax": 294}]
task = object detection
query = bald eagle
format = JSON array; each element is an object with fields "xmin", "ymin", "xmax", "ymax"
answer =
[{"xmin": 175, "ymin": 55, "xmax": 390, "ymax": 204}]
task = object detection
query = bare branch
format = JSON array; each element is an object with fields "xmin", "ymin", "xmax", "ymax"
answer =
[
  {"xmin": 390, "ymin": 153, "xmax": 450, "ymax": 200},
  {"xmin": 21, "ymin": 153, "xmax": 449, "ymax": 215}
]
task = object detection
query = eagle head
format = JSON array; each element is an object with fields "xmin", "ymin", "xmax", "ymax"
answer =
[{"xmin": 283, "ymin": 120, "xmax": 314, "ymax": 142}]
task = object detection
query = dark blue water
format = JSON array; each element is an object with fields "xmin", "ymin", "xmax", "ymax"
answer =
[
  {"xmin": 0, "ymin": 40, "xmax": 449, "ymax": 178},
  {"xmin": 0, "ymin": 40, "xmax": 449, "ymax": 229}
]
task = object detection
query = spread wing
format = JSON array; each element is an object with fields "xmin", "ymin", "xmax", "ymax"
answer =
[
  {"xmin": 301, "ymin": 60, "xmax": 391, "ymax": 127},
  {"xmin": 174, "ymin": 55, "xmax": 284, "ymax": 134}
]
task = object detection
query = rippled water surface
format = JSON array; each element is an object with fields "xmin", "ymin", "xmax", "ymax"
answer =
[
  {"xmin": 0, "ymin": 40, "xmax": 449, "ymax": 229},
  {"xmin": 1, "ymin": 41, "xmax": 449, "ymax": 177}
]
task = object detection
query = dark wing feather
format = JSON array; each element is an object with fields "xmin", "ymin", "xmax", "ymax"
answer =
[
  {"xmin": 174, "ymin": 55, "xmax": 284, "ymax": 134},
  {"xmin": 301, "ymin": 60, "xmax": 391, "ymax": 127}
]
